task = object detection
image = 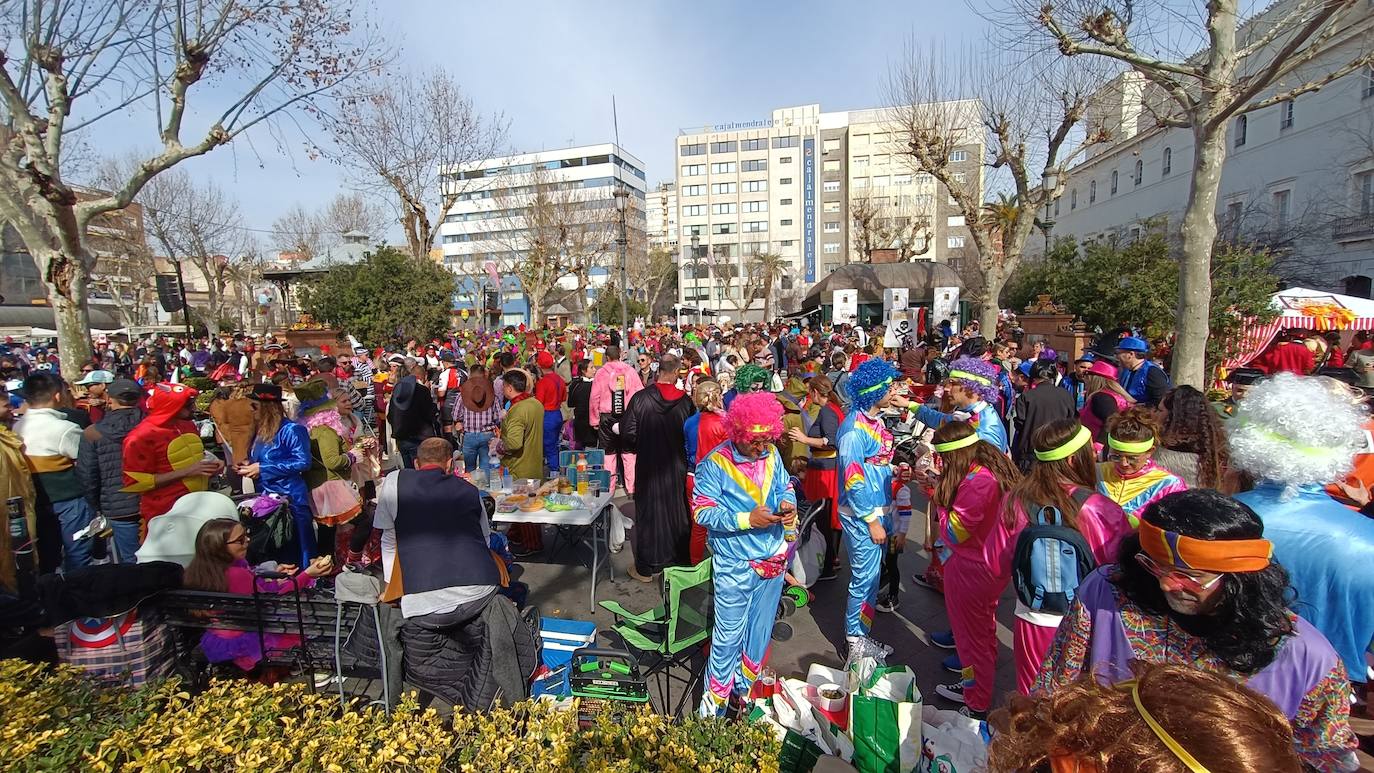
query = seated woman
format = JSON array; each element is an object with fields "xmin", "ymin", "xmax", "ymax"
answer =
[
  {"xmin": 184, "ymin": 518, "xmax": 333, "ymax": 675},
  {"xmin": 1035, "ymin": 489, "xmax": 1358, "ymax": 772}
]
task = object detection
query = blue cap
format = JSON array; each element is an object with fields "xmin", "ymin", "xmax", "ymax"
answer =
[
  {"xmin": 1017, "ymin": 361, "xmax": 1033, "ymax": 377},
  {"xmin": 1115, "ymin": 337, "xmax": 1149, "ymax": 353},
  {"xmin": 1074, "ymin": 351, "xmax": 1096, "ymax": 363}
]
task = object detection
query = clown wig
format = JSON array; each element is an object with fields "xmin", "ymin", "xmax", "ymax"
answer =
[
  {"xmin": 945, "ymin": 356, "xmax": 1002, "ymax": 406},
  {"xmin": 724, "ymin": 392, "xmax": 785, "ymax": 445},
  {"xmin": 1229, "ymin": 372, "xmax": 1368, "ymax": 493},
  {"xmin": 846, "ymin": 358, "xmax": 900, "ymax": 413},
  {"xmin": 733, "ymin": 363, "xmax": 772, "ymax": 392}
]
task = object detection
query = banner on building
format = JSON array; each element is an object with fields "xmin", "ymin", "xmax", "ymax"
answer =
[{"xmin": 803, "ymin": 137, "xmax": 816, "ymax": 283}]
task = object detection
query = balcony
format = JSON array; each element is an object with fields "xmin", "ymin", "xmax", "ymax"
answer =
[{"xmin": 1333, "ymin": 213, "xmax": 1374, "ymax": 243}]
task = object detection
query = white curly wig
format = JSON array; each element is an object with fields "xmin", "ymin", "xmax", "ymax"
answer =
[{"xmin": 1229, "ymin": 372, "xmax": 1368, "ymax": 489}]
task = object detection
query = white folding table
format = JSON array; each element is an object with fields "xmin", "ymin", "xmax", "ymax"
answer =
[{"xmin": 492, "ymin": 492, "xmax": 615, "ymax": 611}]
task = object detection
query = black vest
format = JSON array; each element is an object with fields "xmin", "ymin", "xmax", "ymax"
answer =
[{"xmin": 393, "ymin": 468, "xmax": 499, "ymax": 594}]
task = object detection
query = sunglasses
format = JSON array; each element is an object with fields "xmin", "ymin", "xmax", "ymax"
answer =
[
  {"xmin": 226, "ymin": 533, "xmax": 249, "ymax": 546},
  {"xmin": 1134, "ymin": 552, "xmax": 1223, "ymax": 595}
]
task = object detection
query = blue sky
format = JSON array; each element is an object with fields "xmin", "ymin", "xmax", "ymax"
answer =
[{"xmin": 88, "ymin": 0, "xmax": 990, "ymax": 244}]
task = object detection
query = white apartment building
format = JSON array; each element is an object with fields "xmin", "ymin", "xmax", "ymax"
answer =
[
  {"xmin": 1047, "ymin": 4, "xmax": 1374, "ymax": 297},
  {"xmin": 674, "ymin": 103, "xmax": 981, "ymax": 321},
  {"xmin": 646, "ymin": 182, "xmax": 678, "ymax": 249},
  {"xmin": 438, "ymin": 143, "xmax": 647, "ymax": 325}
]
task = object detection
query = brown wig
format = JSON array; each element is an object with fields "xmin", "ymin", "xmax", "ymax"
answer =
[
  {"xmin": 1004, "ymin": 419, "xmax": 1098, "ymax": 528},
  {"xmin": 183, "ymin": 518, "xmax": 241, "ymax": 593},
  {"xmin": 252, "ymin": 399, "xmax": 287, "ymax": 445},
  {"xmin": 1104, "ymin": 406, "xmax": 1160, "ymax": 447},
  {"xmin": 1083, "ymin": 371, "xmax": 1134, "ymax": 404},
  {"xmin": 931, "ymin": 422, "xmax": 1021, "ymax": 510},
  {"xmin": 1158, "ymin": 385, "xmax": 1230, "ymax": 489},
  {"xmin": 987, "ymin": 662, "xmax": 1301, "ymax": 773}
]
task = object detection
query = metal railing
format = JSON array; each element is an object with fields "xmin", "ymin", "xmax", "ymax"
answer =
[{"xmin": 1333, "ymin": 213, "xmax": 1374, "ymax": 241}]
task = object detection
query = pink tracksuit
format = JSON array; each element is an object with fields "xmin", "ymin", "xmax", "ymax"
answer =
[
  {"xmin": 986, "ymin": 485, "xmax": 1133, "ymax": 694},
  {"xmin": 935, "ymin": 465, "xmax": 1011, "ymax": 713},
  {"xmin": 588, "ymin": 360, "xmax": 644, "ymax": 494}
]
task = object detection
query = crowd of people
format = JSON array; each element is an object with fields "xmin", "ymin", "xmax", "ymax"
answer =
[{"xmin": 2, "ymin": 312, "xmax": 1373, "ymax": 771}]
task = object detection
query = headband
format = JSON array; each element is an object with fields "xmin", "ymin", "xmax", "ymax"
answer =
[
  {"xmin": 747, "ymin": 424, "xmax": 775, "ymax": 435},
  {"xmin": 948, "ymin": 369, "xmax": 991, "ymax": 386},
  {"xmin": 1123, "ymin": 679, "xmax": 1210, "ymax": 773},
  {"xmin": 1034, "ymin": 425, "xmax": 1091, "ymax": 462},
  {"xmin": 1239, "ymin": 421, "xmax": 1346, "ymax": 459},
  {"xmin": 1137, "ymin": 520, "xmax": 1273, "ymax": 573},
  {"xmin": 1107, "ymin": 435, "xmax": 1154, "ymax": 454},
  {"xmin": 933, "ymin": 433, "xmax": 980, "ymax": 453},
  {"xmin": 858, "ymin": 376, "xmax": 895, "ymax": 395}
]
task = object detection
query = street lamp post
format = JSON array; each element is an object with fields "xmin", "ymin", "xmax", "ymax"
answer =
[
  {"xmin": 613, "ymin": 185, "xmax": 630, "ymax": 343},
  {"xmin": 1041, "ymin": 171, "xmax": 1058, "ymax": 253}
]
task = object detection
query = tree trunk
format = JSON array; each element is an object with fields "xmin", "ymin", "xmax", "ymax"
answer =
[
  {"xmin": 1173, "ymin": 127, "xmax": 1227, "ymax": 387},
  {"xmin": 42, "ymin": 251, "xmax": 94, "ymax": 376},
  {"xmin": 979, "ymin": 263, "xmax": 1006, "ymax": 336},
  {"xmin": 527, "ymin": 289, "xmax": 546, "ymax": 327}
]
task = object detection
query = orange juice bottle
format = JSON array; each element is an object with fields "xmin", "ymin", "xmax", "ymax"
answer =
[{"xmin": 576, "ymin": 454, "xmax": 589, "ymax": 495}]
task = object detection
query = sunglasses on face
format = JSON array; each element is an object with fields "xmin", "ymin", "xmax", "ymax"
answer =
[
  {"xmin": 1108, "ymin": 452, "xmax": 1149, "ymax": 466},
  {"xmin": 226, "ymin": 533, "xmax": 249, "ymax": 546},
  {"xmin": 1134, "ymin": 552, "xmax": 1223, "ymax": 594}
]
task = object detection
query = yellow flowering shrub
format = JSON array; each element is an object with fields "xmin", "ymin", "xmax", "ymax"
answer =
[{"xmin": 1, "ymin": 659, "xmax": 778, "ymax": 773}]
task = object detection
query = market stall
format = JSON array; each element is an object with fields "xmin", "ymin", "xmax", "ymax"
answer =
[{"xmin": 1220, "ymin": 287, "xmax": 1374, "ymax": 372}]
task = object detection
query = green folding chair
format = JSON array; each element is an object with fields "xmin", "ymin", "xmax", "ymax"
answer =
[{"xmin": 599, "ymin": 557, "xmax": 713, "ymax": 716}]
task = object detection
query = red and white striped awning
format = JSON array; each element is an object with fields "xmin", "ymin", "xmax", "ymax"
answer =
[{"xmin": 1220, "ymin": 288, "xmax": 1374, "ymax": 371}]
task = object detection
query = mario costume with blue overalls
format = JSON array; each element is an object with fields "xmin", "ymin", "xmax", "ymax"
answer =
[
  {"xmin": 692, "ymin": 392, "xmax": 796, "ymax": 717},
  {"xmin": 838, "ymin": 359, "xmax": 900, "ymax": 659}
]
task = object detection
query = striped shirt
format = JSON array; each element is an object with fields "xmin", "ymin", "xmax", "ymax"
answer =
[{"xmin": 455, "ymin": 401, "xmax": 501, "ymax": 433}]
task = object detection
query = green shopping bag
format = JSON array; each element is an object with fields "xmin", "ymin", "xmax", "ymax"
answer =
[
  {"xmin": 778, "ymin": 729, "xmax": 825, "ymax": 773},
  {"xmin": 849, "ymin": 665, "xmax": 922, "ymax": 773}
]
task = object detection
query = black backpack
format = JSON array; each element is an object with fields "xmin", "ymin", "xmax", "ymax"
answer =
[{"xmin": 1011, "ymin": 487, "xmax": 1097, "ymax": 616}]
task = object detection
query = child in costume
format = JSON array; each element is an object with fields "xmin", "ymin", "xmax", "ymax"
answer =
[
  {"xmin": 1097, "ymin": 407, "xmax": 1187, "ymax": 527},
  {"xmin": 915, "ymin": 356, "xmax": 1009, "ymax": 452},
  {"xmin": 837, "ymin": 359, "xmax": 907, "ymax": 661},
  {"xmin": 692, "ymin": 392, "xmax": 797, "ymax": 717}
]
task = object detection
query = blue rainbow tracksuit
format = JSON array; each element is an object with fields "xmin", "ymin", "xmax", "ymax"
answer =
[
  {"xmin": 691, "ymin": 441, "xmax": 795, "ymax": 716},
  {"xmin": 915, "ymin": 400, "xmax": 1009, "ymax": 453},
  {"xmin": 838, "ymin": 411, "xmax": 895, "ymax": 638}
]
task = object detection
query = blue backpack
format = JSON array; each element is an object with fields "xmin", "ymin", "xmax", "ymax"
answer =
[{"xmin": 1011, "ymin": 488, "xmax": 1096, "ymax": 616}]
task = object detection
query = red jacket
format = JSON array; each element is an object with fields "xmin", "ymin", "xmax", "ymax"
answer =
[
  {"xmin": 534, "ymin": 372, "xmax": 567, "ymax": 411},
  {"xmin": 1258, "ymin": 341, "xmax": 1313, "ymax": 376}
]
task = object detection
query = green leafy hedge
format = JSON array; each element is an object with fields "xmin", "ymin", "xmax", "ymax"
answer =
[{"xmin": 0, "ymin": 660, "xmax": 778, "ymax": 772}]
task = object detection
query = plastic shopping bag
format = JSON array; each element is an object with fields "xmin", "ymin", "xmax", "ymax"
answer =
[
  {"xmin": 918, "ymin": 705, "xmax": 988, "ymax": 773},
  {"xmin": 850, "ymin": 665, "xmax": 923, "ymax": 773}
]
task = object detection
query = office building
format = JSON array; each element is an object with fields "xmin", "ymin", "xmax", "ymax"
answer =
[
  {"xmin": 1045, "ymin": 3, "xmax": 1374, "ymax": 296},
  {"xmin": 674, "ymin": 102, "xmax": 981, "ymax": 321},
  {"xmin": 646, "ymin": 181, "xmax": 678, "ymax": 249},
  {"xmin": 439, "ymin": 143, "xmax": 647, "ymax": 326}
]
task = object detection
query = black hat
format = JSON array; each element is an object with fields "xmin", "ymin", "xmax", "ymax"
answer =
[
  {"xmin": 1314, "ymin": 366, "xmax": 1360, "ymax": 387},
  {"xmin": 1225, "ymin": 367, "xmax": 1266, "ymax": 385},
  {"xmin": 109, "ymin": 378, "xmax": 143, "ymax": 400},
  {"xmin": 249, "ymin": 383, "xmax": 283, "ymax": 402}
]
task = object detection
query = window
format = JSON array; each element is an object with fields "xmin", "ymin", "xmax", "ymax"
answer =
[
  {"xmin": 743, "ymin": 200, "xmax": 768, "ymax": 213},
  {"xmin": 853, "ymin": 156, "xmax": 870, "ymax": 168},
  {"xmin": 894, "ymin": 173, "xmax": 912, "ymax": 185},
  {"xmin": 711, "ymin": 141, "xmax": 737, "ymax": 154},
  {"xmin": 823, "ymin": 243, "xmax": 841, "ymax": 254},
  {"xmin": 852, "ymin": 177, "xmax": 868, "ymax": 188},
  {"xmin": 1134, "ymin": 159, "xmax": 1143, "ymax": 186},
  {"xmin": 1234, "ymin": 114, "xmax": 1247, "ymax": 148},
  {"xmin": 852, "ymin": 133, "xmax": 869, "ymax": 146},
  {"xmin": 1162, "ymin": 148, "xmax": 1172, "ymax": 176},
  {"xmin": 874, "ymin": 153, "xmax": 891, "ymax": 167},
  {"xmin": 772, "ymin": 135, "xmax": 799, "ymax": 149},
  {"xmin": 951, "ymin": 172, "xmax": 967, "ymax": 184},
  {"xmin": 741, "ymin": 138, "xmax": 767, "ymax": 152},
  {"xmin": 1089, "ymin": 180, "xmax": 1097, "ymax": 204},
  {"xmin": 1365, "ymin": 64, "xmax": 1374, "ymax": 99},
  {"xmin": 1358, "ymin": 170, "xmax": 1374, "ymax": 216},
  {"xmin": 1054, "ymin": 197, "xmax": 1060, "ymax": 216},
  {"xmin": 683, "ymin": 205, "xmax": 705, "ymax": 217},
  {"xmin": 873, "ymin": 175, "xmax": 890, "ymax": 187},
  {"xmin": 711, "ymin": 162, "xmax": 736, "ymax": 174},
  {"xmin": 1224, "ymin": 201, "xmax": 1243, "ymax": 239},
  {"xmin": 912, "ymin": 194, "xmax": 933, "ymax": 209},
  {"xmin": 743, "ymin": 221, "xmax": 768, "ymax": 232},
  {"xmin": 822, "ymin": 160, "xmax": 841, "ymax": 172},
  {"xmin": 1070, "ymin": 189, "xmax": 1078, "ymax": 210},
  {"xmin": 744, "ymin": 180, "xmax": 768, "ymax": 192},
  {"xmin": 741, "ymin": 240, "xmax": 769, "ymax": 255},
  {"xmin": 1110, "ymin": 170, "xmax": 1119, "ymax": 195},
  {"xmin": 685, "ymin": 224, "xmax": 705, "ymax": 237},
  {"xmin": 680, "ymin": 143, "xmax": 705, "ymax": 156},
  {"xmin": 741, "ymin": 159, "xmax": 767, "ymax": 172},
  {"xmin": 823, "ymin": 181, "xmax": 841, "ymax": 193},
  {"xmin": 779, "ymin": 156, "xmax": 793, "ymax": 164},
  {"xmin": 947, "ymin": 235, "xmax": 966, "ymax": 248},
  {"xmin": 823, "ymin": 139, "xmax": 840, "ymax": 153},
  {"xmin": 949, "ymin": 150, "xmax": 968, "ymax": 162},
  {"xmin": 780, "ymin": 239, "xmax": 794, "ymax": 247},
  {"xmin": 779, "ymin": 177, "xmax": 793, "ymax": 185},
  {"xmin": 681, "ymin": 164, "xmax": 704, "ymax": 176},
  {"xmin": 682, "ymin": 184, "xmax": 705, "ymax": 196},
  {"xmin": 712, "ymin": 222, "xmax": 736, "ymax": 235},
  {"xmin": 824, "ymin": 201, "xmax": 841, "ymax": 213},
  {"xmin": 711, "ymin": 182, "xmax": 736, "ymax": 195},
  {"xmin": 948, "ymin": 215, "xmax": 965, "ymax": 227},
  {"xmin": 1280, "ymin": 100, "xmax": 1294, "ymax": 130},
  {"xmin": 780, "ymin": 219, "xmax": 793, "ymax": 226},
  {"xmin": 1272, "ymin": 189, "xmax": 1291, "ymax": 230},
  {"xmin": 823, "ymin": 221, "xmax": 841, "ymax": 233},
  {"xmin": 711, "ymin": 202, "xmax": 737, "ymax": 215},
  {"xmin": 914, "ymin": 172, "xmax": 934, "ymax": 185}
]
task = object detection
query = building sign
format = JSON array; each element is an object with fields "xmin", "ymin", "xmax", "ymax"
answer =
[
  {"xmin": 694, "ymin": 119, "xmax": 774, "ymax": 133},
  {"xmin": 833, "ymin": 290, "xmax": 858, "ymax": 324},
  {"xmin": 803, "ymin": 137, "xmax": 816, "ymax": 283}
]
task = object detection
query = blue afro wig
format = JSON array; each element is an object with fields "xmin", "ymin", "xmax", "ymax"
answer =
[
  {"xmin": 945, "ymin": 356, "xmax": 1001, "ymax": 405},
  {"xmin": 846, "ymin": 358, "xmax": 900, "ymax": 412}
]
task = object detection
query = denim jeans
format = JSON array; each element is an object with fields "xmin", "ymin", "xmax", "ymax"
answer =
[
  {"xmin": 461, "ymin": 431, "xmax": 494, "ymax": 473},
  {"xmin": 52, "ymin": 497, "xmax": 95, "ymax": 572},
  {"xmin": 109, "ymin": 518, "xmax": 141, "ymax": 564},
  {"xmin": 397, "ymin": 438, "xmax": 421, "ymax": 470}
]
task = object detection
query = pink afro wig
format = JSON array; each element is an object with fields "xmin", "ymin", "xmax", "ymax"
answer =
[{"xmin": 724, "ymin": 392, "xmax": 786, "ymax": 445}]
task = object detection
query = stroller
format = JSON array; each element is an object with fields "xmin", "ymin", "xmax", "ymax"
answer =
[{"xmin": 772, "ymin": 486, "xmax": 830, "ymax": 642}]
